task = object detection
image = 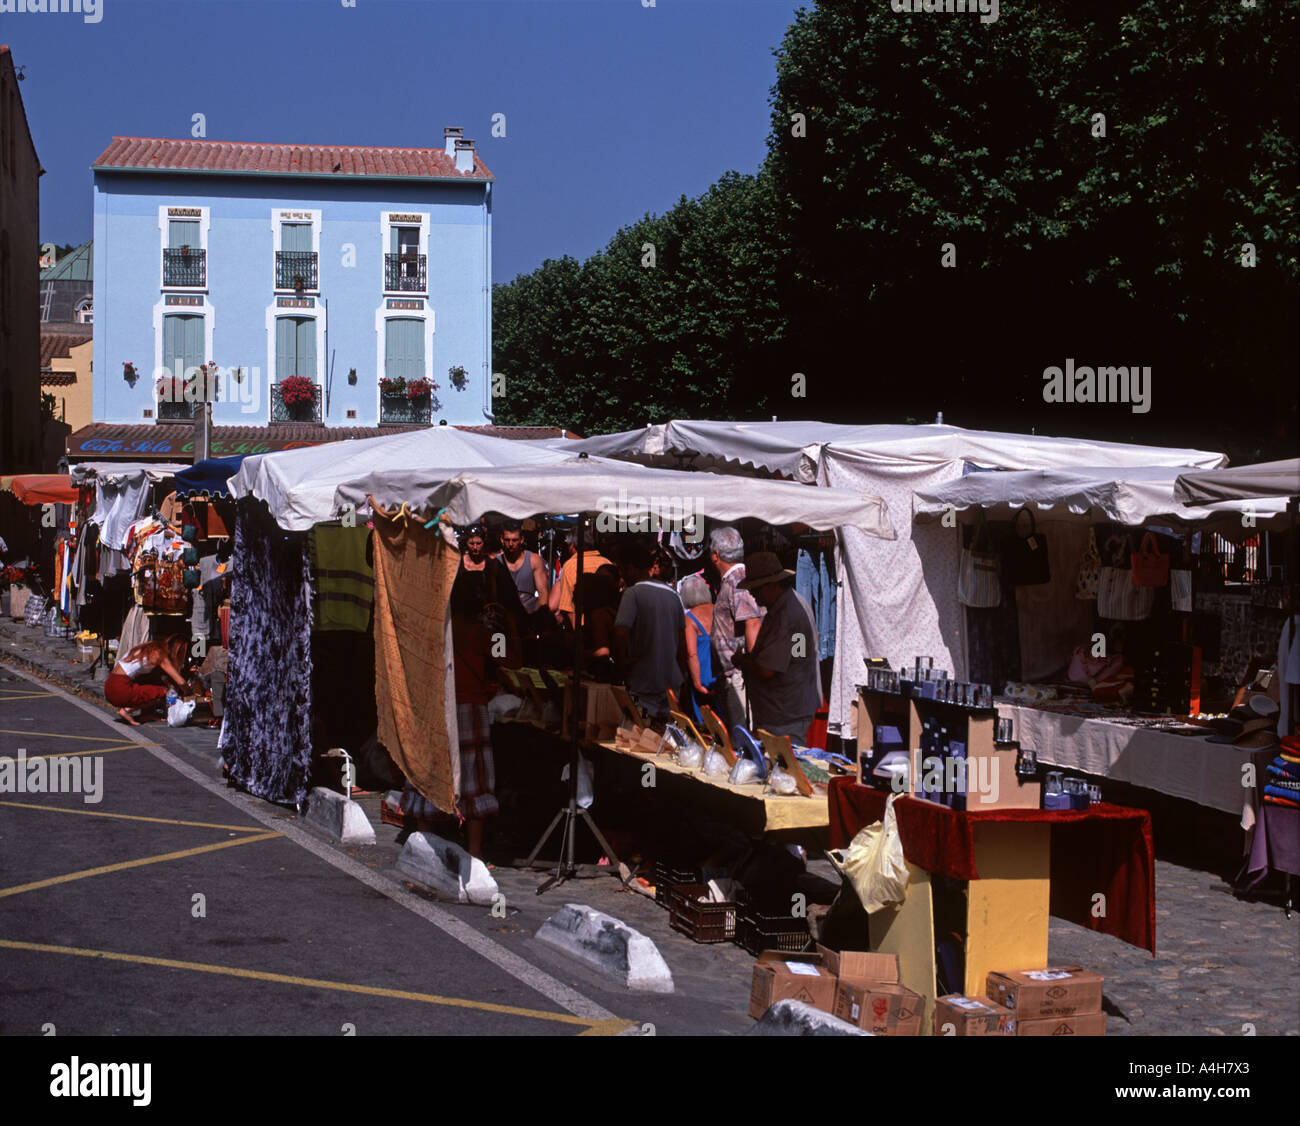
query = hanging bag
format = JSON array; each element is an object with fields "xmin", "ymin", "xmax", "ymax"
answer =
[
  {"xmin": 1006, "ymin": 506, "xmax": 1051, "ymax": 586},
  {"xmin": 956, "ymin": 514, "xmax": 1002, "ymax": 608},
  {"xmin": 1131, "ymin": 531, "xmax": 1170, "ymax": 588},
  {"xmin": 1097, "ymin": 566, "xmax": 1155, "ymax": 620},
  {"xmin": 1075, "ymin": 527, "xmax": 1102, "ymax": 600}
]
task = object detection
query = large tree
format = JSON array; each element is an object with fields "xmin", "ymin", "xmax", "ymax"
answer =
[
  {"xmin": 765, "ymin": 0, "xmax": 1298, "ymax": 459},
  {"xmin": 494, "ymin": 171, "xmax": 788, "ymax": 436}
]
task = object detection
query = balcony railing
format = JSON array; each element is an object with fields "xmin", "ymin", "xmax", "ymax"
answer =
[
  {"xmin": 380, "ymin": 392, "xmax": 433, "ymax": 426},
  {"xmin": 162, "ymin": 247, "xmax": 206, "ymax": 288},
  {"xmin": 276, "ymin": 251, "xmax": 319, "ymax": 291},
  {"xmin": 271, "ymin": 381, "xmax": 322, "ymax": 423},
  {"xmin": 384, "ymin": 253, "xmax": 427, "ymax": 292},
  {"xmin": 155, "ymin": 375, "xmax": 218, "ymax": 422}
]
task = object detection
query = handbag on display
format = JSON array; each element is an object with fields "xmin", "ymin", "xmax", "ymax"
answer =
[
  {"xmin": 1131, "ymin": 531, "xmax": 1171, "ymax": 587},
  {"xmin": 1097, "ymin": 566, "xmax": 1156, "ymax": 620},
  {"xmin": 956, "ymin": 516, "xmax": 1002, "ymax": 608},
  {"xmin": 1169, "ymin": 568, "xmax": 1193, "ymax": 613},
  {"xmin": 1075, "ymin": 527, "xmax": 1102, "ymax": 600},
  {"xmin": 1006, "ymin": 506, "xmax": 1051, "ymax": 586}
]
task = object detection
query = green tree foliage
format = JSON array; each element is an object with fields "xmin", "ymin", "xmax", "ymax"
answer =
[
  {"xmin": 494, "ymin": 171, "xmax": 788, "ymax": 436},
  {"xmin": 765, "ymin": 0, "xmax": 1297, "ymax": 458}
]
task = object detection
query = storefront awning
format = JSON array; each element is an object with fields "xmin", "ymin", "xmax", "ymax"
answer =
[
  {"xmin": 7, "ymin": 474, "xmax": 81, "ymax": 506},
  {"xmin": 1174, "ymin": 459, "xmax": 1300, "ymax": 504}
]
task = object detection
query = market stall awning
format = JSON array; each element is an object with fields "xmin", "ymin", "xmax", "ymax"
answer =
[
  {"xmin": 1174, "ymin": 458, "xmax": 1300, "ymax": 504},
  {"xmin": 7, "ymin": 474, "xmax": 80, "ymax": 506},
  {"xmin": 231, "ymin": 426, "xmax": 584, "ymax": 532},
  {"xmin": 174, "ymin": 456, "xmax": 248, "ymax": 499},
  {"xmin": 335, "ymin": 457, "xmax": 895, "ymax": 537},
  {"xmin": 555, "ymin": 420, "xmax": 1228, "ymax": 484},
  {"xmin": 69, "ymin": 462, "xmax": 187, "ymax": 485},
  {"xmin": 912, "ymin": 466, "xmax": 1290, "ymax": 530}
]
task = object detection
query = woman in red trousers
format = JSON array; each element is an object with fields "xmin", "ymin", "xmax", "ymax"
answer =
[{"xmin": 105, "ymin": 636, "xmax": 190, "ymax": 725}]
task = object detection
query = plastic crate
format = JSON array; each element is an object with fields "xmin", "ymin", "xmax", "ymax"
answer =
[
  {"xmin": 735, "ymin": 905, "xmax": 810, "ymax": 955},
  {"xmin": 651, "ymin": 862, "xmax": 697, "ymax": 908},
  {"xmin": 668, "ymin": 883, "xmax": 741, "ymax": 944}
]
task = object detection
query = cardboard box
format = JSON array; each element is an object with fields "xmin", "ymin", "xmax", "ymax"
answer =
[
  {"xmin": 816, "ymin": 945, "xmax": 899, "ymax": 984},
  {"xmin": 833, "ymin": 979, "xmax": 923, "ymax": 1035},
  {"xmin": 934, "ymin": 994, "xmax": 1013, "ymax": 1036},
  {"xmin": 749, "ymin": 951, "xmax": 837, "ymax": 1019},
  {"xmin": 985, "ymin": 967, "xmax": 1104, "ymax": 1019},
  {"xmin": 1008, "ymin": 1011, "xmax": 1106, "ymax": 1037}
]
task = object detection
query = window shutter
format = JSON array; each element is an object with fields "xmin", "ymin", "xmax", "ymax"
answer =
[
  {"xmin": 297, "ymin": 317, "xmax": 317, "ymax": 380},
  {"xmin": 169, "ymin": 220, "xmax": 199, "ymax": 249},
  {"xmin": 183, "ymin": 315, "xmax": 204, "ymax": 376},
  {"xmin": 282, "ymin": 223, "xmax": 312, "ymax": 253},
  {"xmin": 275, "ymin": 317, "xmax": 296, "ymax": 380}
]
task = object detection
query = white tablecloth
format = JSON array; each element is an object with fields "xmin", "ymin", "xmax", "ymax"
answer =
[{"xmin": 1002, "ymin": 702, "xmax": 1254, "ymax": 818}]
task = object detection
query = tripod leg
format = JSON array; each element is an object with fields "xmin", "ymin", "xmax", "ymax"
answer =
[
  {"xmin": 578, "ymin": 808, "xmax": 622, "ymax": 872},
  {"xmin": 524, "ymin": 807, "xmax": 568, "ymax": 868}
]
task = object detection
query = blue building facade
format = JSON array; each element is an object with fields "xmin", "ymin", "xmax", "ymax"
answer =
[{"xmin": 90, "ymin": 132, "xmax": 493, "ymax": 430}]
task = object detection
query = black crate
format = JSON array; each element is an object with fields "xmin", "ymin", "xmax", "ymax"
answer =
[
  {"xmin": 667, "ymin": 883, "xmax": 741, "ymax": 944},
  {"xmin": 735, "ymin": 906, "xmax": 810, "ymax": 955},
  {"xmin": 652, "ymin": 862, "xmax": 697, "ymax": 909}
]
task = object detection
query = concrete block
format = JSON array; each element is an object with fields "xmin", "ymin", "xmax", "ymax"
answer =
[
  {"xmin": 535, "ymin": 904, "xmax": 674, "ymax": 993},
  {"xmin": 305, "ymin": 786, "xmax": 375, "ymax": 845},
  {"xmin": 396, "ymin": 831, "xmax": 498, "ymax": 906},
  {"xmin": 752, "ymin": 1000, "xmax": 871, "ymax": 1036}
]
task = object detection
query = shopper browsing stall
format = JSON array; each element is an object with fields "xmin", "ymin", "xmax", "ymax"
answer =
[
  {"xmin": 105, "ymin": 636, "xmax": 191, "ymax": 725},
  {"xmin": 731, "ymin": 552, "xmax": 822, "ymax": 741},
  {"xmin": 708, "ymin": 526, "xmax": 764, "ymax": 727},
  {"xmin": 613, "ymin": 544, "xmax": 688, "ymax": 721}
]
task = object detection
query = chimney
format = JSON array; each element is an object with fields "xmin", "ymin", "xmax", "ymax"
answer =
[
  {"xmin": 454, "ymin": 138, "xmax": 476, "ymax": 174},
  {"xmin": 443, "ymin": 127, "xmax": 463, "ymax": 158}
]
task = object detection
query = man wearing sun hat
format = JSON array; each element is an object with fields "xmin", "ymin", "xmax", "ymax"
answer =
[{"xmin": 731, "ymin": 551, "xmax": 823, "ymax": 741}]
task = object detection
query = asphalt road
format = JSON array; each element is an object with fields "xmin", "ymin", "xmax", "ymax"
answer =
[{"xmin": 0, "ymin": 666, "xmax": 647, "ymax": 1037}]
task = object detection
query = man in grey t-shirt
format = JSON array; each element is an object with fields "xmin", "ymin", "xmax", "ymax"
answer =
[
  {"xmin": 731, "ymin": 552, "xmax": 822, "ymax": 741},
  {"xmin": 613, "ymin": 544, "xmax": 688, "ymax": 721}
]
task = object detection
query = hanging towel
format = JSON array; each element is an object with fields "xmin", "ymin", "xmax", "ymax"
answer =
[{"xmin": 308, "ymin": 524, "xmax": 374, "ymax": 632}]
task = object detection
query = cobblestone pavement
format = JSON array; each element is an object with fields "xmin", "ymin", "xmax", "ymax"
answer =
[{"xmin": 2, "ymin": 615, "xmax": 1296, "ymax": 1036}]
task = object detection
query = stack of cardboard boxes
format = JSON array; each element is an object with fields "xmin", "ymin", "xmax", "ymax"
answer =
[
  {"xmin": 750, "ymin": 947, "xmax": 922, "ymax": 1035},
  {"xmin": 751, "ymin": 952, "xmax": 1105, "ymax": 1037}
]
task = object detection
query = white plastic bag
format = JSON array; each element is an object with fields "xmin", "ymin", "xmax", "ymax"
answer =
[
  {"xmin": 829, "ymin": 794, "xmax": 909, "ymax": 913},
  {"xmin": 167, "ymin": 698, "xmax": 196, "ymax": 727},
  {"xmin": 728, "ymin": 758, "xmax": 759, "ymax": 786},
  {"xmin": 677, "ymin": 741, "xmax": 704, "ymax": 770},
  {"xmin": 560, "ymin": 753, "xmax": 595, "ymax": 809},
  {"xmin": 767, "ymin": 764, "xmax": 797, "ymax": 795},
  {"xmin": 703, "ymin": 749, "xmax": 729, "ymax": 777}
]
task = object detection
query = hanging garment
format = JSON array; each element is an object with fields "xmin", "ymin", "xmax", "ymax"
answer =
[
  {"xmin": 117, "ymin": 604, "xmax": 151, "ymax": 659},
  {"xmin": 1278, "ymin": 615, "xmax": 1300, "ymax": 739},
  {"xmin": 796, "ymin": 548, "xmax": 838, "ymax": 661},
  {"xmin": 218, "ymin": 501, "xmax": 314, "ymax": 805},
  {"xmin": 91, "ymin": 475, "xmax": 151, "ymax": 551},
  {"xmin": 308, "ymin": 523, "xmax": 374, "ymax": 632}
]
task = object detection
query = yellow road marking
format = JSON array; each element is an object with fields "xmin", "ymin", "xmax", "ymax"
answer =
[
  {"xmin": 0, "ymin": 937, "xmax": 624, "ymax": 1031},
  {"xmin": 0, "ymin": 831, "xmax": 283, "ymax": 899},
  {"xmin": 0, "ymin": 692, "xmax": 56, "ymax": 701},
  {"xmin": 7, "ymin": 745, "xmax": 133, "ymax": 760},
  {"xmin": 578, "ymin": 1017, "xmax": 642, "ymax": 1036},
  {"xmin": 0, "ymin": 728, "xmax": 141, "ymax": 744},
  {"xmin": 0, "ymin": 799, "xmax": 266, "ymax": 833}
]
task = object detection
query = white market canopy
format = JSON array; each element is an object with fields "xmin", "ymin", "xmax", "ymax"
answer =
[
  {"xmin": 230, "ymin": 427, "xmax": 580, "ymax": 532},
  {"xmin": 335, "ymin": 456, "xmax": 895, "ymax": 538},
  {"xmin": 912, "ymin": 466, "xmax": 1291, "ymax": 531},
  {"xmin": 1174, "ymin": 459, "xmax": 1300, "ymax": 505},
  {"xmin": 69, "ymin": 462, "xmax": 188, "ymax": 484},
  {"xmin": 556, "ymin": 420, "xmax": 1228, "ymax": 483}
]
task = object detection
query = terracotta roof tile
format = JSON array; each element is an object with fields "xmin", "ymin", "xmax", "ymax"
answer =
[
  {"xmin": 40, "ymin": 324, "xmax": 93, "ymax": 368},
  {"xmin": 92, "ymin": 137, "xmax": 493, "ymax": 182}
]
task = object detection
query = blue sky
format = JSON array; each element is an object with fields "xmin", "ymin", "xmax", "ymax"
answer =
[{"xmin": 4, "ymin": 0, "xmax": 804, "ymax": 283}]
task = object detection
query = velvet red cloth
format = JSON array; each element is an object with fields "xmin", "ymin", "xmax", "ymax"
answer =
[
  {"xmin": 104, "ymin": 673, "xmax": 169, "ymax": 710},
  {"xmin": 828, "ymin": 777, "xmax": 1156, "ymax": 955}
]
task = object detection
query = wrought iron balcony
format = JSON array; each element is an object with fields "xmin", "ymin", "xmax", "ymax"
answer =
[
  {"xmin": 380, "ymin": 392, "xmax": 433, "ymax": 426},
  {"xmin": 276, "ymin": 251, "xmax": 319, "ymax": 291},
  {"xmin": 157, "ymin": 398, "xmax": 198, "ymax": 421},
  {"xmin": 271, "ymin": 380, "xmax": 322, "ymax": 423},
  {"xmin": 162, "ymin": 247, "xmax": 206, "ymax": 288},
  {"xmin": 384, "ymin": 253, "xmax": 427, "ymax": 292},
  {"xmin": 155, "ymin": 375, "xmax": 218, "ymax": 422}
]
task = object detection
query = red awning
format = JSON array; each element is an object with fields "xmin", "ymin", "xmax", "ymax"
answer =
[{"xmin": 9, "ymin": 474, "xmax": 81, "ymax": 506}]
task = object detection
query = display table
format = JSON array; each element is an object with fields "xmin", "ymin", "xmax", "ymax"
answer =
[
  {"xmin": 586, "ymin": 738, "xmax": 830, "ymax": 832},
  {"xmin": 828, "ymin": 778, "xmax": 1154, "ymax": 1035},
  {"xmin": 828, "ymin": 778, "xmax": 1155, "ymax": 952},
  {"xmin": 1000, "ymin": 700, "xmax": 1254, "ymax": 816}
]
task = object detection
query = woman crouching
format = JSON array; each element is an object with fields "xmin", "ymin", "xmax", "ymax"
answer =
[{"xmin": 105, "ymin": 636, "xmax": 190, "ymax": 725}]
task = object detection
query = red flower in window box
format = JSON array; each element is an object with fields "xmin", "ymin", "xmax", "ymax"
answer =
[
  {"xmin": 279, "ymin": 374, "xmax": 318, "ymax": 405},
  {"xmin": 404, "ymin": 377, "xmax": 436, "ymax": 400}
]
